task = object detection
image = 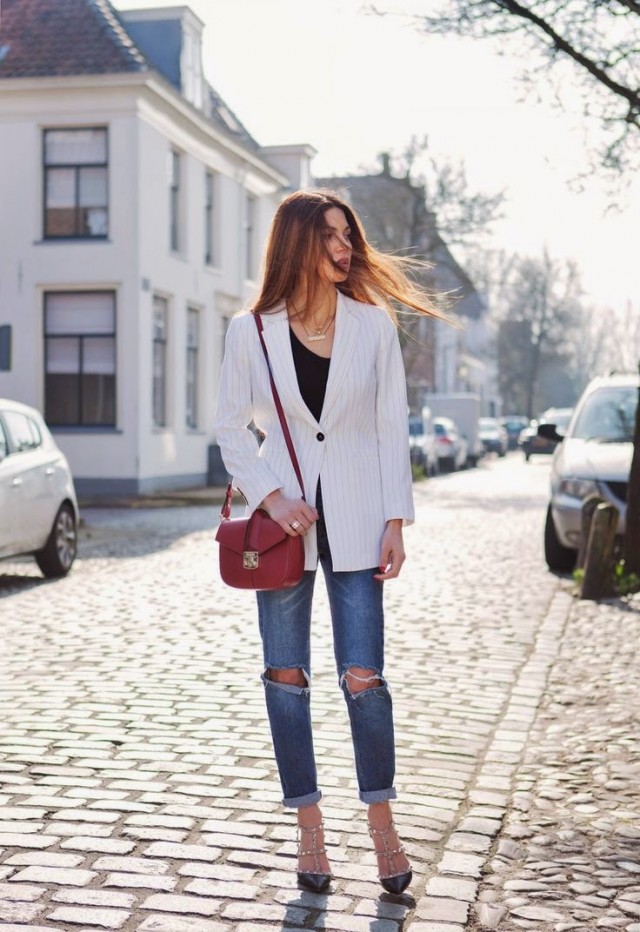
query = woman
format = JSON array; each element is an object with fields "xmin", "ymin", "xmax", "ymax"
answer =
[{"xmin": 214, "ymin": 189, "xmax": 440, "ymax": 896}]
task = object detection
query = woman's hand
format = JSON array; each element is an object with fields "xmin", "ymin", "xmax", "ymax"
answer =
[
  {"xmin": 374, "ymin": 519, "xmax": 405, "ymax": 580},
  {"xmin": 260, "ymin": 489, "xmax": 319, "ymax": 537}
]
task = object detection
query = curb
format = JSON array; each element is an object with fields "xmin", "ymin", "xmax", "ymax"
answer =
[{"xmin": 78, "ymin": 486, "xmax": 228, "ymax": 513}]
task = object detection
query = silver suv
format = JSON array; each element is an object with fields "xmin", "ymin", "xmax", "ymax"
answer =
[{"xmin": 543, "ymin": 373, "xmax": 639, "ymax": 572}]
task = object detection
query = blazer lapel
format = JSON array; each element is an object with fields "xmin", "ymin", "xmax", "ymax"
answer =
[
  {"xmin": 321, "ymin": 292, "xmax": 361, "ymax": 425},
  {"xmin": 261, "ymin": 308, "xmax": 319, "ymax": 427}
]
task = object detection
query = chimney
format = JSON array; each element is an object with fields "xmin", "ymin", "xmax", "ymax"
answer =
[{"xmin": 380, "ymin": 152, "xmax": 391, "ymax": 176}]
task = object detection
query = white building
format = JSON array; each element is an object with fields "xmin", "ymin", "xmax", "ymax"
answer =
[{"xmin": 0, "ymin": 0, "xmax": 313, "ymax": 495}]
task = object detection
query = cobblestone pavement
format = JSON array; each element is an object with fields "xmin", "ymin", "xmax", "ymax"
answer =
[
  {"xmin": 470, "ymin": 593, "xmax": 640, "ymax": 932},
  {"xmin": 0, "ymin": 455, "xmax": 636, "ymax": 931}
]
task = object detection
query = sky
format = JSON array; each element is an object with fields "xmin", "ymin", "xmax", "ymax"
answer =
[{"xmin": 117, "ymin": 0, "xmax": 639, "ymax": 311}]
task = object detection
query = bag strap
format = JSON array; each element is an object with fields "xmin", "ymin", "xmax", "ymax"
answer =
[
  {"xmin": 254, "ymin": 313, "xmax": 306, "ymax": 499},
  {"xmin": 220, "ymin": 312, "xmax": 306, "ymax": 521}
]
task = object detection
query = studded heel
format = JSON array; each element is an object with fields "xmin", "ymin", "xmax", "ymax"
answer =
[
  {"xmin": 297, "ymin": 823, "xmax": 332, "ymax": 893},
  {"xmin": 369, "ymin": 821, "xmax": 412, "ymax": 895}
]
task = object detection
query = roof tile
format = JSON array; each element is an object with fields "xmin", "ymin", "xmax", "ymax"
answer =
[
  {"xmin": 0, "ymin": 0, "xmax": 266, "ymax": 165},
  {"xmin": 0, "ymin": 0, "xmax": 147, "ymax": 78}
]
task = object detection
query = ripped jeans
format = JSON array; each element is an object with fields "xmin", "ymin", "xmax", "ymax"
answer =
[{"xmin": 256, "ymin": 501, "xmax": 396, "ymax": 808}]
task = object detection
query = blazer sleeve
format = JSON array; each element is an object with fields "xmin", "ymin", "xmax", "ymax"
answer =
[
  {"xmin": 213, "ymin": 315, "xmax": 283, "ymax": 512},
  {"xmin": 375, "ymin": 314, "xmax": 415, "ymax": 525}
]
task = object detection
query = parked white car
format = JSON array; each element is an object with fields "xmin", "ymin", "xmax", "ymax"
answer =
[
  {"xmin": 408, "ymin": 407, "xmax": 438, "ymax": 476},
  {"xmin": 478, "ymin": 417, "xmax": 509, "ymax": 457},
  {"xmin": 0, "ymin": 399, "xmax": 79, "ymax": 577},
  {"xmin": 433, "ymin": 416, "xmax": 468, "ymax": 472},
  {"xmin": 543, "ymin": 374, "xmax": 638, "ymax": 572}
]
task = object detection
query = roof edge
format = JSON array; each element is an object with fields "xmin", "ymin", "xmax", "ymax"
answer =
[{"xmin": 0, "ymin": 70, "xmax": 290, "ymax": 185}]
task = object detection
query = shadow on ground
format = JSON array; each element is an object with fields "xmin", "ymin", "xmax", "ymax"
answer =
[
  {"xmin": 0, "ymin": 571, "xmax": 48, "ymax": 597},
  {"xmin": 0, "ymin": 504, "xmax": 222, "ymax": 596},
  {"xmin": 78, "ymin": 505, "xmax": 219, "ymax": 562}
]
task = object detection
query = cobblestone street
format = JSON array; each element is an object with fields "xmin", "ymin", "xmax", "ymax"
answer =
[
  {"xmin": 0, "ymin": 454, "xmax": 638, "ymax": 932},
  {"xmin": 470, "ymin": 591, "xmax": 640, "ymax": 932}
]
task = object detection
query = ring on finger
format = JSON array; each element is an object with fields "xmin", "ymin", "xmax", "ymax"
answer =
[{"xmin": 291, "ymin": 520, "xmax": 301, "ymax": 530}]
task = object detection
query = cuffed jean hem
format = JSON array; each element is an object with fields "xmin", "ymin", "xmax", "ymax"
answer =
[
  {"xmin": 283, "ymin": 790, "xmax": 322, "ymax": 809},
  {"xmin": 359, "ymin": 787, "xmax": 397, "ymax": 804}
]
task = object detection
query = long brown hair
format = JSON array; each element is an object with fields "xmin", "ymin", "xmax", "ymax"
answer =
[{"xmin": 252, "ymin": 189, "xmax": 444, "ymax": 323}]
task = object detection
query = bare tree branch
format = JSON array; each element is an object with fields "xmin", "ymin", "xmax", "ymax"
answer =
[
  {"xmin": 495, "ymin": 0, "xmax": 639, "ymax": 113},
  {"xmin": 369, "ymin": 0, "xmax": 640, "ymax": 178},
  {"xmin": 493, "ymin": 249, "xmax": 586, "ymax": 415}
]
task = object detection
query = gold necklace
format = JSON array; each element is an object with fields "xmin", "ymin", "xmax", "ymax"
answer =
[{"xmin": 300, "ymin": 314, "xmax": 335, "ymax": 342}]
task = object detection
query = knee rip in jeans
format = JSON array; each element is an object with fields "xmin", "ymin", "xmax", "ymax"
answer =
[
  {"xmin": 263, "ymin": 666, "xmax": 310, "ymax": 693},
  {"xmin": 340, "ymin": 666, "xmax": 384, "ymax": 698}
]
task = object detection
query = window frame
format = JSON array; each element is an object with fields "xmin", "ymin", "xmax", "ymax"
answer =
[
  {"xmin": 42, "ymin": 127, "xmax": 109, "ymax": 241},
  {"xmin": 245, "ymin": 192, "xmax": 256, "ymax": 280},
  {"xmin": 169, "ymin": 150, "xmax": 181, "ymax": 253},
  {"xmin": 181, "ymin": 25, "xmax": 203, "ymax": 109},
  {"xmin": 152, "ymin": 295, "xmax": 169, "ymax": 429},
  {"xmin": 43, "ymin": 290, "xmax": 117, "ymax": 428},
  {"xmin": 186, "ymin": 306, "xmax": 200, "ymax": 430},
  {"xmin": 204, "ymin": 170, "xmax": 217, "ymax": 267}
]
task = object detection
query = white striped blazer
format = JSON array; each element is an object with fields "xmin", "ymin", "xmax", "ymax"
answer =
[{"xmin": 213, "ymin": 291, "xmax": 414, "ymax": 572}]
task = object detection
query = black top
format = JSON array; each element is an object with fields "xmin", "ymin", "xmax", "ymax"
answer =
[{"xmin": 290, "ymin": 327, "xmax": 331, "ymax": 423}]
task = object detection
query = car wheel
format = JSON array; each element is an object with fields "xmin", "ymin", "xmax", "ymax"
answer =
[
  {"xmin": 544, "ymin": 505, "xmax": 576, "ymax": 573},
  {"xmin": 35, "ymin": 503, "xmax": 78, "ymax": 578}
]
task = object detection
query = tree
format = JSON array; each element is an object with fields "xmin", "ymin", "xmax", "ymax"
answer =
[
  {"xmin": 598, "ymin": 301, "xmax": 640, "ymax": 375},
  {"xmin": 494, "ymin": 249, "xmax": 583, "ymax": 416},
  {"xmin": 564, "ymin": 305, "xmax": 615, "ymax": 396},
  {"xmin": 370, "ymin": 1, "xmax": 640, "ymax": 178},
  {"xmin": 383, "ymin": 136, "xmax": 505, "ymax": 251}
]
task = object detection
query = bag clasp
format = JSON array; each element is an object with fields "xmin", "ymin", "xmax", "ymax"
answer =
[{"xmin": 243, "ymin": 551, "xmax": 259, "ymax": 569}]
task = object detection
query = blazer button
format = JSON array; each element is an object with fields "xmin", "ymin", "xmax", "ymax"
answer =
[{"xmin": 316, "ymin": 432, "xmax": 325, "ymax": 441}]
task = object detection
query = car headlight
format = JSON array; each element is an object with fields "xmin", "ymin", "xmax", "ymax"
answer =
[{"xmin": 558, "ymin": 478, "xmax": 599, "ymax": 499}]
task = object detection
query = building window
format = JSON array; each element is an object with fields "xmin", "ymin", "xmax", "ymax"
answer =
[
  {"xmin": 245, "ymin": 193, "xmax": 256, "ymax": 279},
  {"xmin": 44, "ymin": 291, "xmax": 116, "ymax": 427},
  {"xmin": 43, "ymin": 128, "xmax": 108, "ymax": 239},
  {"xmin": 204, "ymin": 170, "xmax": 217, "ymax": 266},
  {"xmin": 153, "ymin": 295, "xmax": 169, "ymax": 428},
  {"xmin": 182, "ymin": 26, "xmax": 203, "ymax": 109},
  {"xmin": 0, "ymin": 325, "xmax": 11, "ymax": 371},
  {"xmin": 186, "ymin": 307, "xmax": 199, "ymax": 429},
  {"xmin": 169, "ymin": 150, "xmax": 181, "ymax": 252}
]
